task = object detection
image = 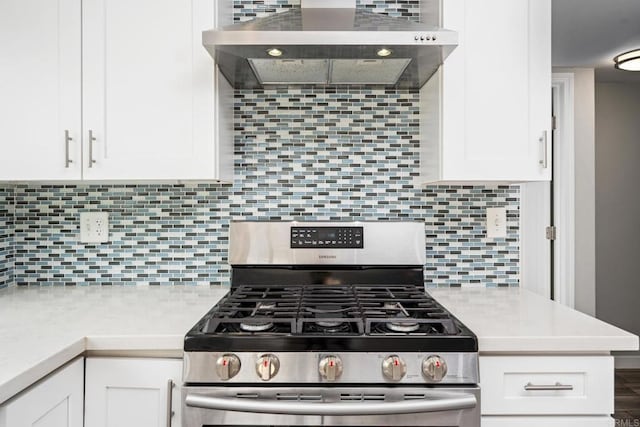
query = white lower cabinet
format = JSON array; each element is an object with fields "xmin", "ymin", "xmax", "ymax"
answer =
[
  {"xmin": 480, "ymin": 356, "xmax": 615, "ymax": 426},
  {"xmin": 0, "ymin": 358, "xmax": 84, "ymax": 427},
  {"xmin": 482, "ymin": 416, "xmax": 614, "ymax": 426},
  {"xmin": 85, "ymin": 357, "xmax": 183, "ymax": 427}
]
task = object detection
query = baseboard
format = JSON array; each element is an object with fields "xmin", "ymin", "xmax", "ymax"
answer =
[{"xmin": 615, "ymin": 354, "xmax": 640, "ymax": 369}]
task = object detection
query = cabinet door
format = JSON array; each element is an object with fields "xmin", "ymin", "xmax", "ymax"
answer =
[
  {"xmin": 480, "ymin": 356, "xmax": 613, "ymax": 416},
  {"xmin": 482, "ymin": 416, "xmax": 614, "ymax": 426},
  {"xmin": 82, "ymin": 0, "xmax": 218, "ymax": 180},
  {"xmin": 439, "ymin": 0, "xmax": 551, "ymax": 182},
  {"xmin": 0, "ymin": 0, "xmax": 82, "ymax": 181},
  {"xmin": 0, "ymin": 358, "xmax": 84, "ymax": 427},
  {"xmin": 85, "ymin": 358, "xmax": 182, "ymax": 427}
]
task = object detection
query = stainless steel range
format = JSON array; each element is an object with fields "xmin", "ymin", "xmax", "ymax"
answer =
[{"xmin": 182, "ymin": 221, "xmax": 480, "ymax": 427}]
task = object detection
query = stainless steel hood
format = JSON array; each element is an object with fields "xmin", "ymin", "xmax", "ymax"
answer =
[{"xmin": 203, "ymin": 0, "xmax": 457, "ymax": 89}]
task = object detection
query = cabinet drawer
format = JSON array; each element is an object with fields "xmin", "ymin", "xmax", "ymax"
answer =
[
  {"xmin": 482, "ymin": 415, "xmax": 614, "ymax": 426},
  {"xmin": 480, "ymin": 356, "xmax": 613, "ymax": 415}
]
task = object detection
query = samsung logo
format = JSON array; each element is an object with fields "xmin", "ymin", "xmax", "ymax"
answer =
[{"xmin": 319, "ymin": 255, "xmax": 337, "ymax": 259}]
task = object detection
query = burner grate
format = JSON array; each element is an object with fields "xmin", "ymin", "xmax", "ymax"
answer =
[
  {"xmin": 204, "ymin": 286, "xmax": 301, "ymax": 334},
  {"xmin": 298, "ymin": 286, "xmax": 364, "ymax": 335},
  {"xmin": 203, "ymin": 284, "xmax": 460, "ymax": 336}
]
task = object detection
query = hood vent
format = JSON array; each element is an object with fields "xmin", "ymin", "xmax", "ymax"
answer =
[{"xmin": 203, "ymin": 0, "xmax": 458, "ymax": 89}]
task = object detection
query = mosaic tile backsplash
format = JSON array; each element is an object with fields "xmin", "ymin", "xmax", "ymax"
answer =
[
  {"xmin": 234, "ymin": 0, "xmax": 421, "ymax": 22},
  {"xmin": 0, "ymin": 0, "xmax": 520, "ymax": 288},
  {"xmin": 8, "ymin": 181, "xmax": 518, "ymax": 287},
  {"xmin": 0, "ymin": 187, "xmax": 14, "ymax": 289}
]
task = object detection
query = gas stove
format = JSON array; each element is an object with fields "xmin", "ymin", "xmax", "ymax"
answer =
[
  {"xmin": 185, "ymin": 283, "xmax": 477, "ymax": 353},
  {"xmin": 183, "ymin": 221, "xmax": 480, "ymax": 427}
]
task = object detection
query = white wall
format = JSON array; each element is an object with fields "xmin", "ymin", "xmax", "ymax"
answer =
[{"xmin": 595, "ymin": 81, "xmax": 640, "ymax": 365}]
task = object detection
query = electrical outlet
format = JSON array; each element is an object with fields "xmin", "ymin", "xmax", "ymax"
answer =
[
  {"xmin": 486, "ymin": 207, "xmax": 507, "ymax": 238},
  {"xmin": 80, "ymin": 212, "xmax": 110, "ymax": 244}
]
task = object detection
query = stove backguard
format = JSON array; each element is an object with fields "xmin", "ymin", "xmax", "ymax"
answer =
[
  {"xmin": 231, "ymin": 267, "xmax": 424, "ymax": 288},
  {"xmin": 229, "ymin": 221, "xmax": 426, "ymax": 270}
]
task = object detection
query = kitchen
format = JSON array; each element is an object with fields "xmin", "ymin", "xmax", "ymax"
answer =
[{"xmin": 0, "ymin": 0, "xmax": 638, "ymax": 426}]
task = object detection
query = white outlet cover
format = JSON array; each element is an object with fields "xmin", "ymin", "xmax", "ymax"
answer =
[
  {"xmin": 486, "ymin": 207, "xmax": 507, "ymax": 239},
  {"xmin": 80, "ymin": 212, "xmax": 110, "ymax": 244}
]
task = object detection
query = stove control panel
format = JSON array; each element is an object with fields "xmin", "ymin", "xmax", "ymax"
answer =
[
  {"xmin": 185, "ymin": 352, "xmax": 479, "ymax": 385},
  {"xmin": 291, "ymin": 227, "xmax": 363, "ymax": 249}
]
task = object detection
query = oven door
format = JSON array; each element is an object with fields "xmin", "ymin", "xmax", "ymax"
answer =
[{"xmin": 183, "ymin": 386, "xmax": 480, "ymax": 427}]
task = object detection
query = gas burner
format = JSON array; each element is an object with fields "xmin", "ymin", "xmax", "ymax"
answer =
[
  {"xmin": 316, "ymin": 320, "xmax": 344, "ymax": 328},
  {"xmin": 303, "ymin": 319, "xmax": 357, "ymax": 335},
  {"xmin": 239, "ymin": 321, "xmax": 275, "ymax": 332},
  {"xmin": 239, "ymin": 302, "xmax": 277, "ymax": 333},
  {"xmin": 315, "ymin": 321, "xmax": 348, "ymax": 332},
  {"xmin": 303, "ymin": 306, "xmax": 351, "ymax": 333},
  {"xmin": 381, "ymin": 302, "xmax": 420, "ymax": 332},
  {"xmin": 386, "ymin": 321, "xmax": 420, "ymax": 333}
]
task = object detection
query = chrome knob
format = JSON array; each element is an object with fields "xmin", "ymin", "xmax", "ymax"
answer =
[
  {"xmin": 256, "ymin": 354, "xmax": 280, "ymax": 381},
  {"xmin": 319, "ymin": 356, "xmax": 343, "ymax": 381},
  {"xmin": 422, "ymin": 355, "xmax": 448, "ymax": 382},
  {"xmin": 215, "ymin": 354, "xmax": 241, "ymax": 381},
  {"xmin": 382, "ymin": 355, "xmax": 407, "ymax": 381}
]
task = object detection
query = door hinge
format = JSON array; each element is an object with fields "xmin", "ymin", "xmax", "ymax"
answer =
[
  {"xmin": 546, "ymin": 226, "xmax": 557, "ymax": 241},
  {"xmin": 552, "ymin": 116, "xmax": 558, "ymax": 130}
]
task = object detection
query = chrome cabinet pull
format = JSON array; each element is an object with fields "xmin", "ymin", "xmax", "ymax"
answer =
[
  {"xmin": 64, "ymin": 130, "xmax": 73, "ymax": 168},
  {"xmin": 88, "ymin": 130, "xmax": 97, "ymax": 168},
  {"xmin": 524, "ymin": 382, "xmax": 573, "ymax": 391},
  {"xmin": 185, "ymin": 393, "xmax": 477, "ymax": 415},
  {"xmin": 166, "ymin": 380, "xmax": 174, "ymax": 427},
  {"xmin": 538, "ymin": 131, "xmax": 549, "ymax": 169}
]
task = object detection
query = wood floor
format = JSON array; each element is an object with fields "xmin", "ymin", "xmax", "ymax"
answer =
[{"xmin": 616, "ymin": 369, "xmax": 640, "ymax": 421}]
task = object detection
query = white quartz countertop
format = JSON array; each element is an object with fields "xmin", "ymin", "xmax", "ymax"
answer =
[
  {"xmin": 0, "ymin": 285, "xmax": 637, "ymax": 405},
  {"xmin": 429, "ymin": 287, "xmax": 639, "ymax": 353},
  {"xmin": 0, "ymin": 285, "xmax": 229, "ymax": 405}
]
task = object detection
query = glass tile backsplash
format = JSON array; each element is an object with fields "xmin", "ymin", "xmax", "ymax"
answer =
[
  {"xmin": 0, "ymin": 187, "xmax": 13, "ymax": 289},
  {"xmin": 233, "ymin": 0, "xmax": 421, "ymax": 22}
]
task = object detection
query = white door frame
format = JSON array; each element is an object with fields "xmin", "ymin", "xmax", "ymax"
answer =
[
  {"xmin": 520, "ymin": 73, "xmax": 575, "ymax": 305},
  {"xmin": 551, "ymin": 73, "xmax": 576, "ymax": 307}
]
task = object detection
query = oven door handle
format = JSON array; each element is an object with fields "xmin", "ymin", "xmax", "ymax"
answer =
[{"xmin": 185, "ymin": 393, "xmax": 477, "ymax": 416}]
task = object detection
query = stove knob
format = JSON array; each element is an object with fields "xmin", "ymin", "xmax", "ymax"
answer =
[
  {"xmin": 215, "ymin": 354, "xmax": 241, "ymax": 381},
  {"xmin": 256, "ymin": 354, "xmax": 280, "ymax": 381},
  {"xmin": 422, "ymin": 355, "xmax": 448, "ymax": 382},
  {"xmin": 382, "ymin": 355, "xmax": 407, "ymax": 381},
  {"xmin": 319, "ymin": 356, "xmax": 343, "ymax": 382}
]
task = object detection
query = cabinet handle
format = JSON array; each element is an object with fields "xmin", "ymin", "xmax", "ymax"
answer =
[
  {"xmin": 166, "ymin": 379, "xmax": 174, "ymax": 427},
  {"xmin": 538, "ymin": 131, "xmax": 549, "ymax": 169},
  {"xmin": 524, "ymin": 382, "xmax": 573, "ymax": 391},
  {"xmin": 88, "ymin": 130, "xmax": 97, "ymax": 168},
  {"xmin": 64, "ymin": 130, "xmax": 73, "ymax": 168}
]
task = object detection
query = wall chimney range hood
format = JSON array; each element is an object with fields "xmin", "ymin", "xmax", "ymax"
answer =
[{"xmin": 203, "ymin": 0, "xmax": 458, "ymax": 89}]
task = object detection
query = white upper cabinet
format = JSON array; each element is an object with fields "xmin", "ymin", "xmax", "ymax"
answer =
[
  {"xmin": 420, "ymin": 0, "xmax": 552, "ymax": 183},
  {"xmin": 0, "ymin": 0, "xmax": 82, "ymax": 181},
  {"xmin": 82, "ymin": 0, "xmax": 224, "ymax": 180},
  {"xmin": 0, "ymin": 0, "xmax": 232, "ymax": 182}
]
